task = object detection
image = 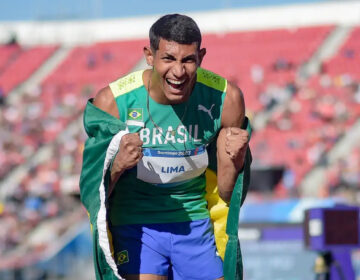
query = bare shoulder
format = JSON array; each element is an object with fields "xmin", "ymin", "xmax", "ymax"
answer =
[
  {"xmin": 221, "ymin": 81, "xmax": 245, "ymax": 128},
  {"xmin": 93, "ymin": 86, "xmax": 119, "ymax": 118}
]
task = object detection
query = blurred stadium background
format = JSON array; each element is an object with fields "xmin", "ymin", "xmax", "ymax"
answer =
[{"xmin": 0, "ymin": 0, "xmax": 360, "ymax": 279}]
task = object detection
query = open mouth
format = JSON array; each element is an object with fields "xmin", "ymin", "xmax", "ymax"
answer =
[{"xmin": 166, "ymin": 78, "xmax": 186, "ymax": 90}]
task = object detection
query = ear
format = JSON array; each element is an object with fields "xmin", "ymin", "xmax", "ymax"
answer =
[
  {"xmin": 197, "ymin": 48, "xmax": 206, "ymax": 66},
  {"xmin": 144, "ymin": 46, "xmax": 154, "ymax": 67}
]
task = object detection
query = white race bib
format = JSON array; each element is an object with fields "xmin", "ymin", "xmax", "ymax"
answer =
[{"xmin": 137, "ymin": 146, "xmax": 208, "ymax": 186}]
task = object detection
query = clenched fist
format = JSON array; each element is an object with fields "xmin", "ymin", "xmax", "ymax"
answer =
[
  {"xmin": 112, "ymin": 133, "xmax": 143, "ymax": 174},
  {"xmin": 225, "ymin": 127, "xmax": 249, "ymax": 168}
]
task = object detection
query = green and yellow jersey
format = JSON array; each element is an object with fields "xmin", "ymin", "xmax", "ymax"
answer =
[{"xmin": 108, "ymin": 68, "xmax": 227, "ymax": 225}]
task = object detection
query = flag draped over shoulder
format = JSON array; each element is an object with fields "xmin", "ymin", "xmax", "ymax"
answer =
[{"xmin": 80, "ymin": 99, "xmax": 252, "ymax": 280}]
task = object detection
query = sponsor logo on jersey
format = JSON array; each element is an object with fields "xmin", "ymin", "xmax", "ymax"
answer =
[
  {"xmin": 198, "ymin": 104, "xmax": 215, "ymax": 120},
  {"xmin": 117, "ymin": 250, "xmax": 129, "ymax": 265}
]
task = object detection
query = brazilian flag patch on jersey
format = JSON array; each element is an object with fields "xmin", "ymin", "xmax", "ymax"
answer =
[
  {"xmin": 127, "ymin": 108, "xmax": 143, "ymax": 121},
  {"xmin": 116, "ymin": 250, "xmax": 129, "ymax": 265}
]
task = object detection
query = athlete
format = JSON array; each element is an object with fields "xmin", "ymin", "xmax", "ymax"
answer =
[{"xmin": 89, "ymin": 14, "xmax": 249, "ymax": 280}]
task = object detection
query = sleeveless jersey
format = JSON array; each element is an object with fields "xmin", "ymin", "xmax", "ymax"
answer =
[{"xmin": 108, "ymin": 68, "xmax": 227, "ymax": 225}]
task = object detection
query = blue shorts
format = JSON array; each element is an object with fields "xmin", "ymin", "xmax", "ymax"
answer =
[{"xmin": 110, "ymin": 218, "xmax": 223, "ymax": 280}]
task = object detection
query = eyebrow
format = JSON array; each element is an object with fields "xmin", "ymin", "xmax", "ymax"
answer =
[
  {"xmin": 182, "ymin": 54, "xmax": 196, "ymax": 61},
  {"xmin": 162, "ymin": 53, "xmax": 197, "ymax": 61},
  {"xmin": 163, "ymin": 53, "xmax": 176, "ymax": 59}
]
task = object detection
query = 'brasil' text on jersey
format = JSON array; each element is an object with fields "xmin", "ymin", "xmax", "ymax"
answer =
[{"xmin": 140, "ymin": 124, "xmax": 201, "ymax": 145}]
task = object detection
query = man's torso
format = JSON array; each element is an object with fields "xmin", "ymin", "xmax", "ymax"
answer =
[{"xmin": 108, "ymin": 68, "xmax": 227, "ymax": 225}]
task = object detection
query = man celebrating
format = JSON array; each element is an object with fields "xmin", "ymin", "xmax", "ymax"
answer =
[{"xmin": 80, "ymin": 14, "xmax": 251, "ymax": 280}]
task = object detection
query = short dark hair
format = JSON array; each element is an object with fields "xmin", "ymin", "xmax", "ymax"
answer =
[{"xmin": 149, "ymin": 14, "xmax": 202, "ymax": 51}]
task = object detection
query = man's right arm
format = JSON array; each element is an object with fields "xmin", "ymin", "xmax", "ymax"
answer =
[{"xmin": 92, "ymin": 86, "xmax": 143, "ymax": 196}]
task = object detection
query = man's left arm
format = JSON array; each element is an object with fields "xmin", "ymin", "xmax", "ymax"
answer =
[{"xmin": 217, "ymin": 82, "xmax": 249, "ymax": 203}]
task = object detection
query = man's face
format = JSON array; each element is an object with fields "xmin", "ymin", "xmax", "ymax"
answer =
[{"xmin": 146, "ymin": 38, "xmax": 206, "ymax": 104}]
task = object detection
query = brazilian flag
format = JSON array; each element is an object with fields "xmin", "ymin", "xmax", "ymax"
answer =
[
  {"xmin": 116, "ymin": 250, "xmax": 129, "ymax": 265},
  {"xmin": 80, "ymin": 100, "xmax": 252, "ymax": 280},
  {"xmin": 127, "ymin": 108, "xmax": 143, "ymax": 121}
]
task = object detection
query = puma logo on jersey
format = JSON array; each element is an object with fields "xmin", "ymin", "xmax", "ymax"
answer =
[{"xmin": 198, "ymin": 104, "xmax": 215, "ymax": 120}]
